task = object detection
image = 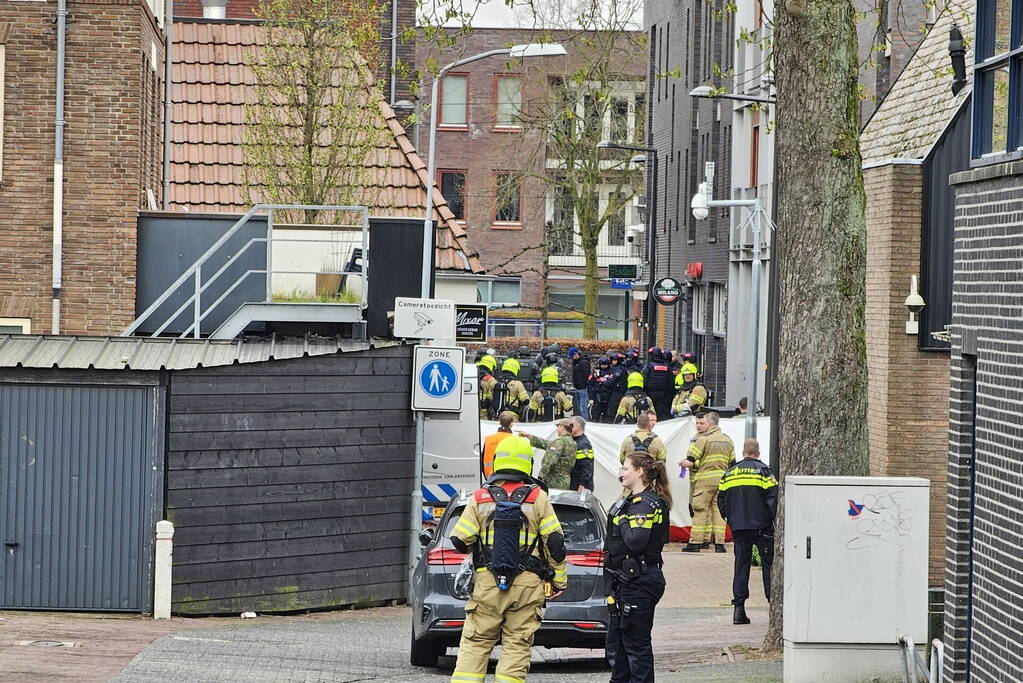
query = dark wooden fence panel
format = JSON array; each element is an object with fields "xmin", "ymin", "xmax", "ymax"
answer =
[{"xmin": 166, "ymin": 344, "xmax": 414, "ymax": 615}]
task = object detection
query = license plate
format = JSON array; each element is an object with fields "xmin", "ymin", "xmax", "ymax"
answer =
[{"xmin": 433, "ymin": 506, "xmax": 447, "ymax": 520}]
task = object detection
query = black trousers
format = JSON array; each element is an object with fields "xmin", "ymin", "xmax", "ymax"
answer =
[
  {"xmin": 732, "ymin": 528, "xmax": 774, "ymax": 605},
  {"xmin": 590, "ymin": 399, "xmax": 611, "ymax": 423},
  {"xmin": 607, "ymin": 567, "xmax": 665, "ymax": 683},
  {"xmin": 608, "ymin": 391, "xmax": 626, "ymax": 420},
  {"xmin": 648, "ymin": 390, "xmax": 671, "ymax": 420}
]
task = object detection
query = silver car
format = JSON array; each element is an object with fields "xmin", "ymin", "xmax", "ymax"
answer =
[{"xmin": 410, "ymin": 488, "xmax": 609, "ymax": 667}]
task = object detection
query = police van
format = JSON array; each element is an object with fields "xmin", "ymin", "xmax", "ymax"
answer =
[{"xmin": 421, "ymin": 363, "xmax": 481, "ymax": 522}]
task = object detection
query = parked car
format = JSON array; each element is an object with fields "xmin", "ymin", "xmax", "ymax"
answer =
[{"xmin": 409, "ymin": 488, "xmax": 609, "ymax": 667}]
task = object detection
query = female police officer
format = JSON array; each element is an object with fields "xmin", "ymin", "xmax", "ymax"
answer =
[{"xmin": 604, "ymin": 451, "xmax": 671, "ymax": 683}]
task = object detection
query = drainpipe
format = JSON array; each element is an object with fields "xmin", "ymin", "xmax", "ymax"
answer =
[
  {"xmin": 390, "ymin": 0, "xmax": 397, "ymax": 105},
  {"xmin": 161, "ymin": 0, "xmax": 173, "ymax": 210},
  {"xmin": 52, "ymin": 0, "xmax": 68, "ymax": 334}
]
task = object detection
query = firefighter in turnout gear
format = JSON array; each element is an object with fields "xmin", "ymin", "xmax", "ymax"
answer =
[
  {"xmin": 497, "ymin": 357, "xmax": 532, "ymax": 419},
  {"xmin": 449, "ymin": 436, "xmax": 569, "ymax": 683},
  {"xmin": 671, "ymin": 362, "xmax": 708, "ymax": 416},
  {"xmin": 478, "ymin": 352, "xmax": 498, "ymax": 419},
  {"xmin": 619, "ymin": 411, "xmax": 666, "ymax": 462},
  {"xmin": 520, "ymin": 418, "xmax": 577, "ymax": 490},
  {"xmin": 529, "ymin": 354, "xmax": 573, "ymax": 421},
  {"xmin": 604, "ymin": 452, "xmax": 671, "ymax": 683},
  {"xmin": 680, "ymin": 411, "xmax": 735, "ymax": 552},
  {"xmin": 615, "ymin": 371, "xmax": 656, "ymax": 424},
  {"xmin": 718, "ymin": 437, "xmax": 778, "ymax": 625}
]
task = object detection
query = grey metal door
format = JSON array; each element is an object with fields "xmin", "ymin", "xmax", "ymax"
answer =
[{"xmin": 0, "ymin": 384, "xmax": 159, "ymax": 610}]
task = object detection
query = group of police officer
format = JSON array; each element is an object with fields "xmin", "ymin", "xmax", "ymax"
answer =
[{"xmin": 476, "ymin": 346, "xmax": 711, "ymax": 426}]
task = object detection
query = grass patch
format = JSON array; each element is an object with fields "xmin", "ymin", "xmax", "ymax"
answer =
[{"xmin": 273, "ymin": 287, "xmax": 360, "ymax": 304}]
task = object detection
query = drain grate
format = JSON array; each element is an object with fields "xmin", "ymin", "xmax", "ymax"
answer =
[{"xmin": 16, "ymin": 640, "xmax": 78, "ymax": 648}]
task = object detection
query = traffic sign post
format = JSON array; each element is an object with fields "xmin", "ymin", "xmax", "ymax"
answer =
[{"xmin": 411, "ymin": 345, "xmax": 465, "ymax": 412}]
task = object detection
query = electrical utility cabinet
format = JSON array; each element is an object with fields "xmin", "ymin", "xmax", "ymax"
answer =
[{"xmin": 783, "ymin": 476, "xmax": 929, "ymax": 682}]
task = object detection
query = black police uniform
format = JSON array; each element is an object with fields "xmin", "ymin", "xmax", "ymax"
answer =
[
  {"xmin": 642, "ymin": 357, "xmax": 674, "ymax": 419},
  {"xmin": 588, "ymin": 366, "xmax": 612, "ymax": 423},
  {"xmin": 717, "ymin": 457, "xmax": 778, "ymax": 611},
  {"xmin": 570, "ymin": 433, "xmax": 595, "ymax": 491},
  {"xmin": 604, "ymin": 488, "xmax": 669, "ymax": 683},
  {"xmin": 607, "ymin": 364, "xmax": 629, "ymax": 419}
]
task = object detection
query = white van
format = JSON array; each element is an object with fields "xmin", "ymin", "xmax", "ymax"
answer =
[{"xmin": 421, "ymin": 363, "xmax": 481, "ymax": 522}]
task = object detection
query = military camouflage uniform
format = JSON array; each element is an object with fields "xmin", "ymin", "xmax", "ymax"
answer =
[{"xmin": 527, "ymin": 433, "xmax": 577, "ymax": 490}]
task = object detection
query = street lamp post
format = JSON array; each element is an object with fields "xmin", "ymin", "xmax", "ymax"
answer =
[
  {"xmin": 421, "ymin": 43, "xmax": 567, "ymax": 298},
  {"xmin": 596, "ymin": 140, "xmax": 658, "ymax": 350}
]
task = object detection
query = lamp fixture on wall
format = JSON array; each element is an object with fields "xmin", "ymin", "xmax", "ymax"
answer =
[{"xmin": 904, "ymin": 275, "xmax": 926, "ymax": 335}]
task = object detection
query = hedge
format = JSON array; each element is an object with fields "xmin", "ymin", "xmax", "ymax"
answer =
[{"xmin": 464, "ymin": 336, "xmax": 640, "ymax": 357}]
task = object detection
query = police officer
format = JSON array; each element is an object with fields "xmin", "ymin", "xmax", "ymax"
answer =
[
  {"xmin": 642, "ymin": 348, "xmax": 675, "ymax": 419},
  {"xmin": 588, "ymin": 356, "xmax": 613, "ymax": 423},
  {"xmin": 671, "ymin": 362, "xmax": 708, "ymax": 416},
  {"xmin": 520, "ymin": 418, "xmax": 577, "ymax": 490},
  {"xmin": 614, "ymin": 371, "xmax": 655, "ymax": 424},
  {"xmin": 449, "ymin": 436, "xmax": 569, "ymax": 683},
  {"xmin": 606, "ymin": 353, "xmax": 629, "ymax": 419},
  {"xmin": 718, "ymin": 438, "xmax": 778, "ymax": 625},
  {"xmin": 569, "ymin": 416, "xmax": 595, "ymax": 492},
  {"xmin": 498, "ymin": 356, "xmax": 532, "ymax": 419},
  {"xmin": 604, "ymin": 451, "xmax": 671, "ymax": 683},
  {"xmin": 529, "ymin": 353, "xmax": 573, "ymax": 421}
]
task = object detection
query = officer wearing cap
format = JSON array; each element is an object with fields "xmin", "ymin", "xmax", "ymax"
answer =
[
  {"xmin": 449, "ymin": 435, "xmax": 568, "ymax": 683},
  {"xmin": 519, "ymin": 418, "xmax": 577, "ymax": 490}
]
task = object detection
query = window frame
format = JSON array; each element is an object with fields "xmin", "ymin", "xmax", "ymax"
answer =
[
  {"xmin": 712, "ymin": 283, "xmax": 727, "ymax": 336},
  {"xmin": 492, "ymin": 172, "xmax": 523, "ymax": 228},
  {"xmin": 972, "ymin": 0, "xmax": 1023, "ymax": 161},
  {"xmin": 0, "ymin": 318, "xmax": 31, "ymax": 334},
  {"xmin": 691, "ymin": 284, "xmax": 707, "ymax": 334},
  {"xmin": 493, "ymin": 73, "xmax": 523, "ymax": 131},
  {"xmin": 438, "ymin": 168, "xmax": 467, "ymax": 221},
  {"xmin": 438, "ymin": 72, "xmax": 470, "ymax": 130},
  {"xmin": 477, "ymin": 278, "xmax": 522, "ymax": 306}
]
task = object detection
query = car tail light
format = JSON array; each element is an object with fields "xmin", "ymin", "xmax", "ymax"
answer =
[
  {"xmin": 573, "ymin": 622, "xmax": 604, "ymax": 629},
  {"xmin": 436, "ymin": 620, "xmax": 465, "ymax": 628},
  {"xmin": 566, "ymin": 550, "xmax": 604, "ymax": 567},
  {"xmin": 426, "ymin": 547, "xmax": 468, "ymax": 565}
]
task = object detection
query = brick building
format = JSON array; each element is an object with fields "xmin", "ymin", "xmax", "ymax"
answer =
[
  {"xmin": 0, "ymin": 0, "xmax": 166, "ymax": 336},
  {"xmin": 416, "ymin": 28, "xmax": 647, "ymax": 340}
]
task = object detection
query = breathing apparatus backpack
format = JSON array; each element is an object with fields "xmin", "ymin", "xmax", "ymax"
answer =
[
  {"xmin": 630, "ymin": 434, "xmax": 655, "ymax": 453},
  {"xmin": 540, "ymin": 390, "xmax": 556, "ymax": 422},
  {"xmin": 491, "ymin": 378, "xmax": 509, "ymax": 417},
  {"xmin": 634, "ymin": 393, "xmax": 651, "ymax": 414},
  {"xmin": 479, "ymin": 484, "xmax": 549, "ymax": 590}
]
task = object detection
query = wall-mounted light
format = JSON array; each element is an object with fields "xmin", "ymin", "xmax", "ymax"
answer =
[
  {"xmin": 950, "ymin": 25, "xmax": 967, "ymax": 95},
  {"xmin": 904, "ymin": 275, "xmax": 926, "ymax": 335}
]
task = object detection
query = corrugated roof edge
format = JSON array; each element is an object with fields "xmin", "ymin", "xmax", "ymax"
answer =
[{"xmin": 0, "ymin": 335, "xmax": 403, "ymax": 372}]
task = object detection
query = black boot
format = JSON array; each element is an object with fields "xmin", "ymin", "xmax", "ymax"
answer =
[
  {"xmin": 715, "ymin": 544, "xmax": 727, "ymax": 553},
  {"xmin": 681, "ymin": 543, "xmax": 702, "ymax": 552},
  {"xmin": 699, "ymin": 542, "xmax": 710, "ymax": 549},
  {"xmin": 733, "ymin": 603, "xmax": 751, "ymax": 625}
]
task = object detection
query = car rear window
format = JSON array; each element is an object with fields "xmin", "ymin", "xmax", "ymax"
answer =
[{"xmin": 439, "ymin": 503, "xmax": 600, "ymax": 549}]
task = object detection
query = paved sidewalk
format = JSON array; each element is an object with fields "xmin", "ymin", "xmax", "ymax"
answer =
[{"xmin": 0, "ymin": 545, "xmax": 780, "ymax": 682}]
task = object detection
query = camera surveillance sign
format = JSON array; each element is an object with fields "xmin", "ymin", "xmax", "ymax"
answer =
[{"xmin": 393, "ymin": 298, "xmax": 456, "ymax": 339}]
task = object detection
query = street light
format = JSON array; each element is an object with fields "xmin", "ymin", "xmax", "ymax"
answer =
[
  {"xmin": 689, "ymin": 85, "xmax": 776, "ymax": 104},
  {"xmin": 596, "ymin": 140, "xmax": 659, "ymax": 350},
  {"xmin": 422, "ymin": 43, "xmax": 567, "ymax": 298}
]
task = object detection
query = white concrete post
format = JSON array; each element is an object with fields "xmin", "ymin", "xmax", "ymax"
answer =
[{"xmin": 154, "ymin": 520, "xmax": 174, "ymax": 619}]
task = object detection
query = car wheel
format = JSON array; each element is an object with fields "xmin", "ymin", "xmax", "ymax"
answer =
[{"xmin": 410, "ymin": 626, "xmax": 444, "ymax": 668}]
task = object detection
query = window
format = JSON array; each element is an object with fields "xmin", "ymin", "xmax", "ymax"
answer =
[
  {"xmin": 439, "ymin": 171, "xmax": 466, "ymax": 220},
  {"xmin": 550, "ymin": 185, "xmax": 575, "ymax": 256},
  {"xmin": 691, "ymin": 284, "xmax": 706, "ymax": 333},
  {"xmin": 712, "ymin": 283, "xmax": 726, "ymax": 335},
  {"xmin": 634, "ymin": 93, "xmax": 646, "ymax": 144},
  {"xmin": 606, "ymin": 191, "xmax": 626, "ymax": 246},
  {"xmin": 750, "ymin": 125, "xmax": 760, "ymax": 189},
  {"xmin": 973, "ymin": 0, "xmax": 1022, "ymax": 157},
  {"xmin": 0, "ymin": 318, "xmax": 30, "ymax": 334},
  {"xmin": 495, "ymin": 75, "xmax": 522, "ymax": 128},
  {"xmin": 476, "ymin": 278, "xmax": 521, "ymax": 305},
  {"xmin": 610, "ymin": 97, "xmax": 629, "ymax": 142},
  {"xmin": 439, "ymin": 74, "xmax": 468, "ymax": 127},
  {"xmin": 494, "ymin": 173, "xmax": 521, "ymax": 224},
  {"xmin": 583, "ymin": 94, "xmax": 601, "ymax": 141}
]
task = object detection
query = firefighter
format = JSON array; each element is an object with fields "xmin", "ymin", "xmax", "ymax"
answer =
[
  {"xmin": 519, "ymin": 418, "xmax": 577, "ymax": 490},
  {"xmin": 528, "ymin": 354, "xmax": 573, "ymax": 421},
  {"xmin": 448, "ymin": 436, "xmax": 569, "ymax": 683},
  {"xmin": 642, "ymin": 348, "xmax": 675, "ymax": 419},
  {"xmin": 671, "ymin": 362, "xmax": 708, "ymax": 416},
  {"xmin": 718, "ymin": 437, "xmax": 778, "ymax": 625},
  {"xmin": 618, "ymin": 411, "xmax": 666, "ymax": 462},
  {"xmin": 497, "ymin": 356, "xmax": 532, "ymax": 419},
  {"xmin": 588, "ymin": 356, "xmax": 613, "ymax": 423},
  {"xmin": 477, "ymin": 352, "xmax": 498, "ymax": 419},
  {"xmin": 614, "ymin": 370, "xmax": 655, "ymax": 424},
  {"xmin": 680, "ymin": 411, "xmax": 735, "ymax": 552},
  {"xmin": 604, "ymin": 452, "xmax": 671, "ymax": 683}
]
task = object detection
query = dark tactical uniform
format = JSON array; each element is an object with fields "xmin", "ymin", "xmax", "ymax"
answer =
[
  {"xmin": 604, "ymin": 489, "xmax": 669, "ymax": 683},
  {"xmin": 718, "ymin": 456, "xmax": 778, "ymax": 608}
]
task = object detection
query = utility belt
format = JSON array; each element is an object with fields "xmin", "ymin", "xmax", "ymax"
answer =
[{"xmin": 606, "ymin": 554, "xmax": 661, "ymax": 586}]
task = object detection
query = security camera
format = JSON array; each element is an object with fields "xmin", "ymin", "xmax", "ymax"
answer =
[
  {"xmin": 691, "ymin": 183, "xmax": 709, "ymax": 221},
  {"xmin": 625, "ymin": 224, "xmax": 646, "ymax": 243}
]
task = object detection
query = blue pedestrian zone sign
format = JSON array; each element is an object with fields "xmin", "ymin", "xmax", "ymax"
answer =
[
  {"xmin": 420, "ymin": 359, "xmax": 457, "ymax": 398},
  {"xmin": 411, "ymin": 345, "xmax": 465, "ymax": 412}
]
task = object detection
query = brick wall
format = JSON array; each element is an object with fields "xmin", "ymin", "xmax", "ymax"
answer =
[
  {"xmin": 863, "ymin": 162, "xmax": 949, "ymax": 588},
  {"xmin": 0, "ymin": 0, "xmax": 164, "ymax": 335},
  {"xmin": 944, "ymin": 162, "xmax": 1023, "ymax": 681}
]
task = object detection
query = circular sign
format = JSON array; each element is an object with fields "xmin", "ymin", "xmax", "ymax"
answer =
[
  {"xmin": 653, "ymin": 277, "xmax": 684, "ymax": 306},
  {"xmin": 420, "ymin": 359, "xmax": 458, "ymax": 398}
]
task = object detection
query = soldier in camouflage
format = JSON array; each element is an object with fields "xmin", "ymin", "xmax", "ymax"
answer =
[{"xmin": 518, "ymin": 418, "xmax": 577, "ymax": 490}]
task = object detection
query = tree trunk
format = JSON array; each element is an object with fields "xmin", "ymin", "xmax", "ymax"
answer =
[
  {"xmin": 763, "ymin": 0, "xmax": 868, "ymax": 652},
  {"xmin": 583, "ymin": 242, "xmax": 599, "ymax": 339}
]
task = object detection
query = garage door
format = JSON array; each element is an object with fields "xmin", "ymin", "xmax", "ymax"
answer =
[{"xmin": 0, "ymin": 384, "xmax": 160, "ymax": 610}]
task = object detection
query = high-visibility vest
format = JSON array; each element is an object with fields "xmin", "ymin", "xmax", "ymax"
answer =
[{"xmin": 540, "ymin": 365, "xmax": 559, "ymax": 384}]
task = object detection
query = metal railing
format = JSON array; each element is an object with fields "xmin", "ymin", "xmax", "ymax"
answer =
[{"xmin": 123, "ymin": 204, "xmax": 369, "ymax": 338}]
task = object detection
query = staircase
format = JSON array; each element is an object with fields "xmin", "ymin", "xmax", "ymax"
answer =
[{"xmin": 124, "ymin": 205, "xmax": 369, "ymax": 340}]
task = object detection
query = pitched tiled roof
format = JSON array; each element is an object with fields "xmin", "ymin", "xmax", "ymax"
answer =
[
  {"xmin": 170, "ymin": 20, "xmax": 482, "ymax": 273},
  {"xmin": 860, "ymin": 4, "xmax": 975, "ymax": 165}
]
